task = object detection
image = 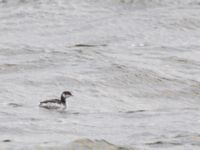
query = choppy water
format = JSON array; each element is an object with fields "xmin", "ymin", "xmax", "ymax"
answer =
[{"xmin": 0, "ymin": 0, "xmax": 200, "ymax": 149}]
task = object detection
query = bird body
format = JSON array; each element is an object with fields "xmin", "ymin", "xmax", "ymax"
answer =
[{"xmin": 39, "ymin": 91, "xmax": 72, "ymax": 110}]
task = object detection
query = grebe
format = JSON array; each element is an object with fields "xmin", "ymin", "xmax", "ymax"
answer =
[{"xmin": 39, "ymin": 91, "xmax": 72, "ymax": 110}]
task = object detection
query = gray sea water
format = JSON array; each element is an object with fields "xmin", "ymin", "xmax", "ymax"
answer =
[{"xmin": 0, "ymin": 0, "xmax": 200, "ymax": 149}]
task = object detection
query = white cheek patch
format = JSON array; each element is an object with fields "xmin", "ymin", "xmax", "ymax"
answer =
[
  {"xmin": 62, "ymin": 94, "xmax": 71, "ymax": 99},
  {"xmin": 62, "ymin": 94, "xmax": 66, "ymax": 98},
  {"xmin": 66, "ymin": 95, "xmax": 70, "ymax": 98}
]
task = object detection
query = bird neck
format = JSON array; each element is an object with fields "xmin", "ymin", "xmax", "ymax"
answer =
[{"xmin": 61, "ymin": 96, "xmax": 66, "ymax": 104}]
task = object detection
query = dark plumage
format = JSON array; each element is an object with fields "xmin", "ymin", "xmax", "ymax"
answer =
[{"xmin": 39, "ymin": 91, "xmax": 73, "ymax": 110}]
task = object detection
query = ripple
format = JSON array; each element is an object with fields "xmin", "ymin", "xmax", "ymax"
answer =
[
  {"xmin": 7, "ymin": 103, "xmax": 23, "ymax": 108},
  {"xmin": 2, "ymin": 139, "xmax": 12, "ymax": 143}
]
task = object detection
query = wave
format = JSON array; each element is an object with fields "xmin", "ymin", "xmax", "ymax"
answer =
[{"xmin": 1, "ymin": 0, "xmax": 199, "ymax": 7}]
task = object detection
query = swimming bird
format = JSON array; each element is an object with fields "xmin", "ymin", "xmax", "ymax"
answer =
[{"xmin": 39, "ymin": 91, "xmax": 73, "ymax": 110}]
